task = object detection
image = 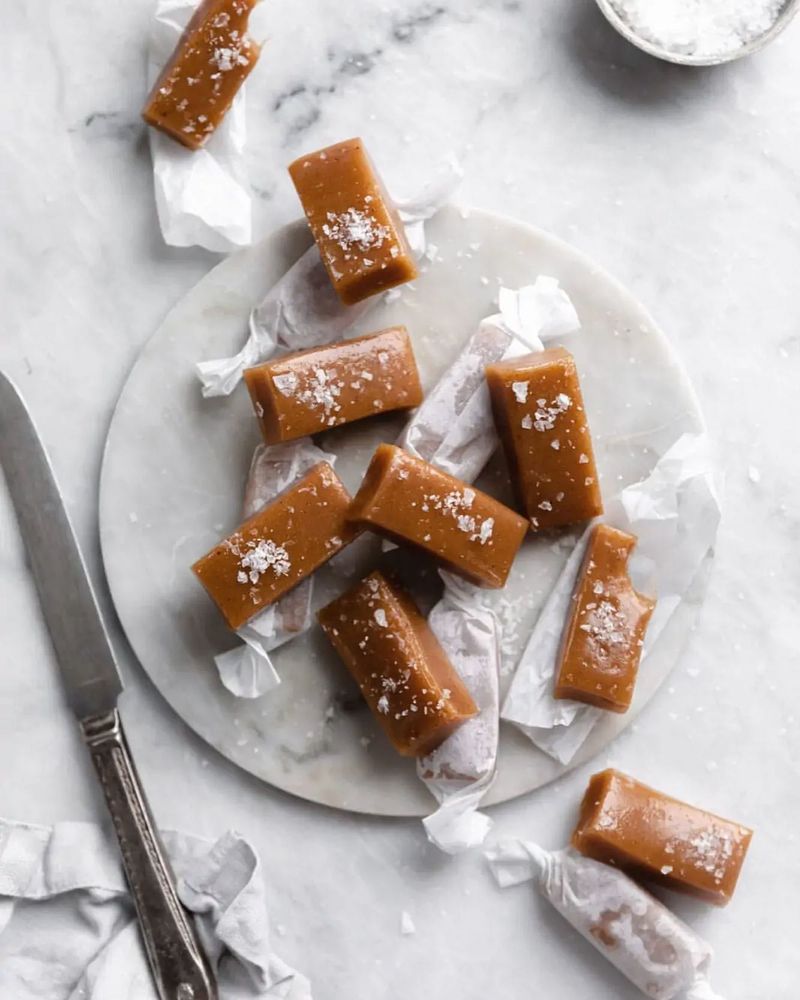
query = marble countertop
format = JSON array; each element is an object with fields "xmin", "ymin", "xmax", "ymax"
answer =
[{"xmin": 2, "ymin": 1, "xmax": 799, "ymax": 996}]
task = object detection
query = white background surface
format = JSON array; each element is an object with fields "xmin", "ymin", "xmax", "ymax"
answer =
[{"xmin": 1, "ymin": 1, "xmax": 798, "ymax": 997}]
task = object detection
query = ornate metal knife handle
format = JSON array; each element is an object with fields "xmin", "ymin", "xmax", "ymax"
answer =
[{"xmin": 82, "ymin": 710, "xmax": 217, "ymax": 1000}]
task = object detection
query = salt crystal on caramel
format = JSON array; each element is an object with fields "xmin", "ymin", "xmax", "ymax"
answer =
[
  {"xmin": 347, "ymin": 444, "xmax": 529, "ymax": 588},
  {"xmin": 192, "ymin": 463, "xmax": 355, "ymax": 629},
  {"xmin": 288, "ymin": 138, "xmax": 418, "ymax": 305},
  {"xmin": 572, "ymin": 769, "xmax": 753, "ymax": 906},
  {"xmin": 554, "ymin": 524, "xmax": 655, "ymax": 713},
  {"xmin": 243, "ymin": 327, "xmax": 423, "ymax": 444},
  {"xmin": 318, "ymin": 571, "xmax": 477, "ymax": 757},
  {"xmin": 142, "ymin": 0, "xmax": 260, "ymax": 150},
  {"xmin": 486, "ymin": 347, "xmax": 603, "ymax": 530}
]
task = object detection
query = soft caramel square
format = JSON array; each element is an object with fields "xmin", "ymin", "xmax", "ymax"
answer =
[
  {"xmin": 572, "ymin": 769, "xmax": 753, "ymax": 906},
  {"xmin": 486, "ymin": 348, "xmax": 603, "ymax": 530},
  {"xmin": 554, "ymin": 524, "xmax": 655, "ymax": 713},
  {"xmin": 319, "ymin": 571, "xmax": 476, "ymax": 757},
  {"xmin": 289, "ymin": 138, "xmax": 417, "ymax": 304},
  {"xmin": 192, "ymin": 463, "xmax": 355, "ymax": 629},
  {"xmin": 244, "ymin": 327, "xmax": 422, "ymax": 444},
  {"xmin": 348, "ymin": 444, "xmax": 528, "ymax": 588},
  {"xmin": 142, "ymin": 0, "xmax": 260, "ymax": 149}
]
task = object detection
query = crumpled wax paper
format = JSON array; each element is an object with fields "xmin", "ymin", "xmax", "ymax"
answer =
[
  {"xmin": 0, "ymin": 818, "xmax": 311, "ymax": 1000},
  {"xmin": 397, "ymin": 277, "xmax": 581, "ymax": 482},
  {"xmin": 196, "ymin": 159, "xmax": 464, "ymax": 397},
  {"xmin": 146, "ymin": 0, "xmax": 255, "ymax": 252},
  {"xmin": 215, "ymin": 440, "xmax": 335, "ymax": 699},
  {"xmin": 486, "ymin": 841, "xmax": 724, "ymax": 1000},
  {"xmin": 501, "ymin": 432, "xmax": 721, "ymax": 764},
  {"xmin": 417, "ymin": 572, "xmax": 501, "ymax": 854}
]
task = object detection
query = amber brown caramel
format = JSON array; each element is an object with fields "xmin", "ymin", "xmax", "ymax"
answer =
[
  {"xmin": 318, "ymin": 571, "xmax": 477, "ymax": 756},
  {"xmin": 572, "ymin": 769, "xmax": 753, "ymax": 906},
  {"xmin": 142, "ymin": 0, "xmax": 260, "ymax": 150},
  {"xmin": 486, "ymin": 347, "xmax": 603, "ymax": 531},
  {"xmin": 192, "ymin": 463, "xmax": 355, "ymax": 629},
  {"xmin": 243, "ymin": 327, "xmax": 423, "ymax": 444},
  {"xmin": 554, "ymin": 525, "xmax": 655, "ymax": 713},
  {"xmin": 288, "ymin": 138, "xmax": 418, "ymax": 305},
  {"xmin": 347, "ymin": 444, "xmax": 528, "ymax": 588}
]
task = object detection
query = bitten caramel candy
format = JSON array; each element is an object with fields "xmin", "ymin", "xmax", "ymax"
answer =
[
  {"xmin": 486, "ymin": 347, "xmax": 603, "ymax": 531},
  {"xmin": 318, "ymin": 571, "xmax": 477, "ymax": 756},
  {"xmin": 554, "ymin": 524, "xmax": 655, "ymax": 713},
  {"xmin": 192, "ymin": 463, "xmax": 355, "ymax": 629},
  {"xmin": 572, "ymin": 769, "xmax": 753, "ymax": 906},
  {"xmin": 142, "ymin": 0, "xmax": 260, "ymax": 150},
  {"xmin": 243, "ymin": 327, "xmax": 423, "ymax": 444},
  {"xmin": 288, "ymin": 138, "xmax": 418, "ymax": 305},
  {"xmin": 348, "ymin": 445, "xmax": 529, "ymax": 588}
]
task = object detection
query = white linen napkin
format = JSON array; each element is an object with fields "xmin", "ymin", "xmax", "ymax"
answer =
[{"xmin": 0, "ymin": 818, "xmax": 312, "ymax": 1000}]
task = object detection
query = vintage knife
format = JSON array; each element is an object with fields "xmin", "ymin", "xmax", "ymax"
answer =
[{"xmin": 0, "ymin": 371, "xmax": 216, "ymax": 1000}]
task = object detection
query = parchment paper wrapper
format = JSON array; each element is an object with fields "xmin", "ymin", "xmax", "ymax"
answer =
[
  {"xmin": 196, "ymin": 160, "xmax": 464, "ymax": 397},
  {"xmin": 146, "ymin": 0, "xmax": 255, "ymax": 252},
  {"xmin": 417, "ymin": 572, "xmax": 501, "ymax": 854},
  {"xmin": 486, "ymin": 841, "xmax": 724, "ymax": 1000},
  {"xmin": 215, "ymin": 439, "xmax": 335, "ymax": 698},
  {"xmin": 397, "ymin": 277, "xmax": 581, "ymax": 481},
  {"xmin": 501, "ymin": 432, "xmax": 721, "ymax": 764}
]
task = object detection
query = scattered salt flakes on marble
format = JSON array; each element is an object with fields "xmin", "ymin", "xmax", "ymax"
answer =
[
  {"xmin": 400, "ymin": 911, "xmax": 416, "ymax": 936},
  {"xmin": 748, "ymin": 465, "xmax": 761, "ymax": 483},
  {"xmin": 686, "ymin": 666, "xmax": 700, "ymax": 678},
  {"xmin": 706, "ymin": 761, "xmax": 719, "ymax": 772},
  {"xmin": 129, "ymin": 512, "xmax": 138, "ymax": 523}
]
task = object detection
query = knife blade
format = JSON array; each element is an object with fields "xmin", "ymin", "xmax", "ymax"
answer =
[
  {"xmin": 0, "ymin": 372, "xmax": 122, "ymax": 720},
  {"xmin": 0, "ymin": 371, "xmax": 216, "ymax": 1000}
]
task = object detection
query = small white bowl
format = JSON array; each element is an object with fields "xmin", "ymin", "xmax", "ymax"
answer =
[{"xmin": 594, "ymin": 0, "xmax": 800, "ymax": 66}]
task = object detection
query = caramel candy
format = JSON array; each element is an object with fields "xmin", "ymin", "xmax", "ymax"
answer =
[
  {"xmin": 572, "ymin": 769, "xmax": 753, "ymax": 906},
  {"xmin": 193, "ymin": 463, "xmax": 355, "ymax": 629},
  {"xmin": 486, "ymin": 347, "xmax": 603, "ymax": 531},
  {"xmin": 554, "ymin": 525, "xmax": 655, "ymax": 713},
  {"xmin": 288, "ymin": 138, "xmax": 418, "ymax": 305},
  {"xmin": 348, "ymin": 445, "xmax": 528, "ymax": 588},
  {"xmin": 243, "ymin": 327, "xmax": 423, "ymax": 444},
  {"xmin": 318, "ymin": 571, "xmax": 477, "ymax": 756},
  {"xmin": 142, "ymin": 0, "xmax": 260, "ymax": 150}
]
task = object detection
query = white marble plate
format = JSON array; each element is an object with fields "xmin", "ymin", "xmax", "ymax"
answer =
[{"xmin": 100, "ymin": 206, "xmax": 707, "ymax": 817}]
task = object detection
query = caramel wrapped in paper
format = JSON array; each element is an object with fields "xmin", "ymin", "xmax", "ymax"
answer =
[
  {"xmin": 501, "ymin": 433, "xmax": 720, "ymax": 764},
  {"xmin": 214, "ymin": 439, "xmax": 335, "ymax": 698},
  {"xmin": 417, "ymin": 572, "xmax": 501, "ymax": 853},
  {"xmin": 197, "ymin": 159, "xmax": 463, "ymax": 396},
  {"xmin": 398, "ymin": 278, "xmax": 581, "ymax": 482},
  {"xmin": 146, "ymin": 0, "xmax": 260, "ymax": 251},
  {"xmin": 487, "ymin": 841, "xmax": 726, "ymax": 1000}
]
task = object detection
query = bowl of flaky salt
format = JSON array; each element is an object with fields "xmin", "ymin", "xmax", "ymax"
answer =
[{"xmin": 595, "ymin": 0, "xmax": 799, "ymax": 65}]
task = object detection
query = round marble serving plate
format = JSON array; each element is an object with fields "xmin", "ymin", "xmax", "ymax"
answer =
[{"xmin": 100, "ymin": 205, "xmax": 707, "ymax": 817}]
